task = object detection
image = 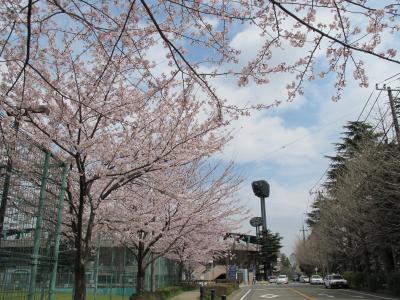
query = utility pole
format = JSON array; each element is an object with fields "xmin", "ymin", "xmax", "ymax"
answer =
[
  {"xmin": 300, "ymin": 225, "xmax": 307, "ymax": 243},
  {"xmin": 376, "ymin": 84, "xmax": 400, "ymax": 145}
]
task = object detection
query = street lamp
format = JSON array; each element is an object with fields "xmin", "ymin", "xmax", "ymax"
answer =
[
  {"xmin": 251, "ymin": 180, "xmax": 270, "ymax": 232},
  {"xmin": 251, "ymin": 180, "xmax": 270, "ymax": 281}
]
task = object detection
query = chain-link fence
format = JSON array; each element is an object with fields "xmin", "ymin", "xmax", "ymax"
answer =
[
  {"xmin": 0, "ymin": 123, "xmax": 68, "ymax": 300},
  {"xmin": 53, "ymin": 244, "xmax": 181, "ymax": 299},
  {"xmin": 0, "ymin": 122, "xmax": 181, "ymax": 300}
]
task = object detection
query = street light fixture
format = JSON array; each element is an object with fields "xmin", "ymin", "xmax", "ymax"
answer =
[{"xmin": 251, "ymin": 180, "xmax": 269, "ymax": 232}]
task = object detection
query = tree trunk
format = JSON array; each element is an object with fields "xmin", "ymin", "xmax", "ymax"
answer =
[
  {"xmin": 151, "ymin": 254, "xmax": 156, "ymax": 292},
  {"xmin": 137, "ymin": 266, "xmax": 146, "ymax": 295},
  {"xmin": 136, "ymin": 241, "xmax": 146, "ymax": 295},
  {"xmin": 74, "ymin": 257, "xmax": 86, "ymax": 300},
  {"xmin": 361, "ymin": 236, "xmax": 371, "ymax": 273},
  {"xmin": 72, "ymin": 175, "xmax": 90, "ymax": 300}
]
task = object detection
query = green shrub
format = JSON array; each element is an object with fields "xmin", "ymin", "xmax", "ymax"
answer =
[
  {"xmin": 201, "ymin": 282, "xmax": 239, "ymax": 300},
  {"xmin": 342, "ymin": 271, "xmax": 354, "ymax": 287},
  {"xmin": 180, "ymin": 282, "xmax": 198, "ymax": 291},
  {"xmin": 387, "ymin": 272, "xmax": 400, "ymax": 296},
  {"xmin": 352, "ymin": 272, "xmax": 366, "ymax": 288},
  {"xmin": 367, "ymin": 274, "xmax": 385, "ymax": 292}
]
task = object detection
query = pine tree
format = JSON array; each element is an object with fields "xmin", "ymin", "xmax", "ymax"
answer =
[
  {"xmin": 258, "ymin": 230, "xmax": 283, "ymax": 277},
  {"xmin": 307, "ymin": 121, "xmax": 379, "ymax": 228}
]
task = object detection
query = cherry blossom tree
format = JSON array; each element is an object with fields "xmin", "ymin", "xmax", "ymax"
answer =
[
  {"xmin": 1, "ymin": 1, "xmax": 399, "ymax": 299},
  {"xmin": 100, "ymin": 159, "xmax": 244, "ymax": 294},
  {"xmin": 0, "ymin": 48, "xmax": 230, "ymax": 300}
]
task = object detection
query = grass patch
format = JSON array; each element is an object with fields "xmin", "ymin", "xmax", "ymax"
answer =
[{"xmin": 0, "ymin": 291, "xmax": 129, "ymax": 300}]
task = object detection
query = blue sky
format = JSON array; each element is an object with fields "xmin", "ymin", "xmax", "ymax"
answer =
[
  {"xmin": 141, "ymin": 5, "xmax": 400, "ymax": 255},
  {"xmin": 204, "ymin": 20, "xmax": 400, "ymax": 254},
  {"xmin": 219, "ymin": 57, "xmax": 399, "ymax": 255}
]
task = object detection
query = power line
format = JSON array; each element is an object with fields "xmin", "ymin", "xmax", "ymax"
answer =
[
  {"xmin": 302, "ymin": 75, "xmax": 400, "ymax": 233},
  {"xmin": 378, "ymin": 72, "xmax": 400, "ymax": 84},
  {"xmin": 304, "ymin": 121, "xmax": 394, "ymax": 234},
  {"xmin": 356, "ymin": 89, "xmax": 376, "ymax": 122},
  {"xmin": 306, "ymin": 89, "xmax": 398, "ymax": 218},
  {"xmin": 360, "ymin": 90, "xmax": 383, "ymax": 122},
  {"xmin": 263, "ymin": 105, "xmax": 366, "ymax": 158}
]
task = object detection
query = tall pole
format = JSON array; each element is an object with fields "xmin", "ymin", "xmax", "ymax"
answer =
[
  {"xmin": 252, "ymin": 180, "xmax": 270, "ymax": 281},
  {"xmin": 28, "ymin": 151, "xmax": 51, "ymax": 300},
  {"xmin": 387, "ymin": 87, "xmax": 400, "ymax": 144},
  {"xmin": 300, "ymin": 225, "xmax": 307, "ymax": 243},
  {"xmin": 376, "ymin": 85, "xmax": 400, "ymax": 145},
  {"xmin": 49, "ymin": 164, "xmax": 69, "ymax": 300},
  {"xmin": 260, "ymin": 197, "xmax": 267, "ymax": 232},
  {"xmin": 93, "ymin": 236, "xmax": 100, "ymax": 300}
]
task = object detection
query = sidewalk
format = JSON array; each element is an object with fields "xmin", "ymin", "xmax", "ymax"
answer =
[
  {"xmin": 170, "ymin": 290, "xmax": 199, "ymax": 300},
  {"xmin": 169, "ymin": 283, "xmax": 252, "ymax": 300}
]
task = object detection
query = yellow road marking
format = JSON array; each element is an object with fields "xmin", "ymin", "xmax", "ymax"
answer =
[{"xmin": 288, "ymin": 287, "xmax": 317, "ymax": 300}]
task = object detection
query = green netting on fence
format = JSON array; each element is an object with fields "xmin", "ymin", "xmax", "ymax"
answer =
[
  {"xmin": 0, "ymin": 126, "xmax": 67, "ymax": 300},
  {"xmin": 0, "ymin": 125, "xmax": 181, "ymax": 300},
  {"xmin": 54, "ymin": 245, "xmax": 181, "ymax": 298}
]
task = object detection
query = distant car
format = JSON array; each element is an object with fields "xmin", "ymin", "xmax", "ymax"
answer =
[
  {"xmin": 269, "ymin": 276, "xmax": 277, "ymax": 283},
  {"xmin": 299, "ymin": 275, "xmax": 310, "ymax": 283},
  {"xmin": 310, "ymin": 275, "xmax": 324, "ymax": 285},
  {"xmin": 277, "ymin": 274, "xmax": 289, "ymax": 284},
  {"xmin": 324, "ymin": 274, "xmax": 348, "ymax": 289}
]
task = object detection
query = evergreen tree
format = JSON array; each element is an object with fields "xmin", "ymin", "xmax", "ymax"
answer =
[
  {"xmin": 307, "ymin": 121, "xmax": 379, "ymax": 228},
  {"xmin": 258, "ymin": 230, "xmax": 282, "ymax": 277}
]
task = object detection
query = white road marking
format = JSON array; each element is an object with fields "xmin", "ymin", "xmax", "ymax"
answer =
[
  {"xmin": 260, "ymin": 293, "xmax": 280, "ymax": 298},
  {"xmin": 240, "ymin": 289, "xmax": 251, "ymax": 300},
  {"xmin": 318, "ymin": 293, "xmax": 335, "ymax": 298},
  {"xmin": 343, "ymin": 290, "xmax": 399, "ymax": 300}
]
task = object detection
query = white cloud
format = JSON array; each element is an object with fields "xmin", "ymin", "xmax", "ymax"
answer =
[
  {"xmin": 221, "ymin": 112, "xmax": 319, "ymax": 165},
  {"xmin": 220, "ymin": 19, "xmax": 400, "ymax": 256}
]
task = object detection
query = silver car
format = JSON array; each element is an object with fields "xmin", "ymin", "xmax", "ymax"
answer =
[
  {"xmin": 310, "ymin": 275, "xmax": 323, "ymax": 285},
  {"xmin": 277, "ymin": 274, "xmax": 289, "ymax": 284},
  {"xmin": 324, "ymin": 274, "xmax": 348, "ymax": 289}
]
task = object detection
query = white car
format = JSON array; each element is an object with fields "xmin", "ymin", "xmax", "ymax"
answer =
[
  {"xmin": 268, "ymin": 276, "xmax": 277, "ymax": 283},
  {"xmin": 310, "ymin": 275, "xmax": 324, "ymax": 285},
  {"xmin": 276, "ymin": 274, "xmax": 289, "ymax": 284},
  {"xmin": 324, "ymin": 274, "xmax": 348, "ymax": 289}
]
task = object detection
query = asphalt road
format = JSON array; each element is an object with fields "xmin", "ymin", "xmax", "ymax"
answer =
[{"xmin": 234, "ymin": 283, "xmax": 399, "ymax": 300}]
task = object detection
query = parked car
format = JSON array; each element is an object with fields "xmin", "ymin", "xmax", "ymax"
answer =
[
  {"xmin": 277, "ymin": 274, "xmax": 289, "ymax": 284},
  {"xmin": 268, "ymin": 276, "xmax": 277, "ymax": 283},
  {"xmin": 324, "ymin": 274, "xmax": 348, "ymax": 289},
  {"xmin": 299, "ymin": 275, "xmax": 310, "ymax": 283},
  {"xmin": 310, "ymin": 275, "xmax": 324, "ymax": 285}
]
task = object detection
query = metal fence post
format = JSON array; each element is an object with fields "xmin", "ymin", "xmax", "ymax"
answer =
[
  {"xmin": 28, "ymin": 151, "xmax": 51, "ymax": 300},
  {"xmin": 122, "ymin": 246, "xmax": 126, "ymax": 299},
  {"xmin": 110, "ymin": 245, "xmax": 115, "ymax": 300},
  {"xmin": 200, "ymin": 286, "xmax": 204, "ymax": 300},
  {"xmin": 211, "ymin": 289, "xmax": 216, "ymax": 300},
  {"xmin": 94, "ymin": 236, "xmax": 100, "ymax": 300},
  {"xmin": 48, "ymin": 164, "xmax": 69, "ymax": 300},
  {"xmin": 0, "ymin": 157, "xmax": 12, "ymax": 244}
]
